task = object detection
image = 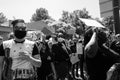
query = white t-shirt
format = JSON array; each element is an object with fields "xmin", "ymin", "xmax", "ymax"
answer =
[{"xmin": 3, "ymin": 39, "xmax": 35, "ymax": 70}]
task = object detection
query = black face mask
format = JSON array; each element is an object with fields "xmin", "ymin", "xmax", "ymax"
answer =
[{"xmin": 14, "ymin": 30, "xmax": 27, "ymax": 39}]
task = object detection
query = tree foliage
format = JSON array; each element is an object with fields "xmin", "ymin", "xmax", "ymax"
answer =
[
  {"xmin": 59, "ymin": 8, "xmax": 91, "ymax": 35},
  {"xmin": 60, "ymin": 11, "xmax": 71, "ymax": 23},
  {"xmin": 31, "ymin": 8, "xmax": 51, "ymax": 22},
  {"xmin": 59, "ymin": 8, "xmax": 91, "ymax": 24},
  {"xmin": 0, "ymin": 12, "xmax": 7, "ymax": 24},
  {"xmin": 73, "ymin": 8, "xmax": 91, "ymax": 18},
  {"xmin": 102, "ymin": 16, "xmax": 114, "ymax": 32}
]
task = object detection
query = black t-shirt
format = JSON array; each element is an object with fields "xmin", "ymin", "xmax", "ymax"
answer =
[
  {"xmin": 52, "ymin": 42, "xmax": 69, "ymax": 62},
  {"xmin": 86, "ymin": 49, "xmax": 108, "ymax": 80},
  {"xmin": 86, "ymin": 46, "xmax": 118, "ymax": 80},
  {"xmin": 39, "ymin": 41, "xmax": 52, "ymax": 62}
]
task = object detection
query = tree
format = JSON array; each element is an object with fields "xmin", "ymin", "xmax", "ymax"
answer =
[
  {"xmin": 59, "ymin": 11, "xmax": 71, "ymax": 23},
  {"xmin": 31, "ymin": 8, "xmax": 51, "ymax": 22},
  {"xmin": 72, "ymin": 8, "xmax": 91, "ymax": 19},
  {"xmin": 59, "ymin": 8, "xmax": 91, "ymax": 25},
  {"xmin": 102, "ymin": 16, "xmax": 114, "ymax": 32},
  {"xmin": 0, "ymin": 12, "xmax": 7, "ymax": 24},
  {"xmin": 59, "ymin": 8, "xmax": 92, "ymax": 35}
]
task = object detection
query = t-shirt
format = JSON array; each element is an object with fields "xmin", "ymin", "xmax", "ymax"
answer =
[
  {"xmin": 52, "ymin": 42, "xmax": 69, "ymax": 62},
  {"xmin": 0, "ymin": 39, "xmax": 39, "ymax": 70}
]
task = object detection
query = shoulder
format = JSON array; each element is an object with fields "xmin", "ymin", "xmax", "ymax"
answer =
[
  {"xmin": 25, "ymin": 39, "xmax": 35, "ymax": 44},
  {"xmin": 3, "ymin": 39, "xmax": 14, "ymax": 49},
  {"xmin": 3, "ymin": 39, "xmax": 13, "ymax": 44},
  {"xmin": 24, "ymin": 39, "xmax": 36, "ymax": 49}
]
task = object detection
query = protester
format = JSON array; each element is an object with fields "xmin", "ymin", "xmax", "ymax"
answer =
[
  {"xmin": 84, "ymin": 27, "xmax": 120, "ymax": 80},
  {"xmin": 49, "ymin": 34, "xmax": 71, "ymax": 80},
  {"xmin": 0, "ymin": 19, "xmax": 41, "ymax": 80},
  {"xmin": 1, "ymin": 17, "xmax": 120, "ymax": 80},
  {"xmin": 36, "ymin": 37, "xmax": 53, "ymax": 80}
]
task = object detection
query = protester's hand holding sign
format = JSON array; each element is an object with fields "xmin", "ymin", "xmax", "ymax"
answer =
[{"xmin": 92, "ymin": 27, "xmax": 98, "ymax": 33}]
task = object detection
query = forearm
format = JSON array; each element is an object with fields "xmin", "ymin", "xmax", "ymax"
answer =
[
  {"xmin": 85, "ymin": 32, "xmax": 97, "ymax": 52},
  {"xmin": 29, "ymin": 56, "xmax": 42, "ymax": 67},
  {"xmin": 85, "ymin": 32, "xmax": 98, "ymax": 57},
  {"xmin": 102, "ymin": 43, "xmax": 120, "ymax": 60},
  {"xmin": 86, "ymin": 32, "xmax": 97, "ymax": 46}
]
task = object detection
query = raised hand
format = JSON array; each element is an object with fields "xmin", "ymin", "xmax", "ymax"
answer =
[{"xmin": 92, "ymin": 27, "xmax": 98, "ymax": 33}]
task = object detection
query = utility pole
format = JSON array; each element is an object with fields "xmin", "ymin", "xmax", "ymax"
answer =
[{"xmin": 113, "ymin": 0, "xmax": 120, "ymax": 34}]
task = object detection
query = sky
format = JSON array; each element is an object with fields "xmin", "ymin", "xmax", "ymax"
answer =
[{"xmin": 0, "ymin": 0, "xmax": 101, "ymax": 22}]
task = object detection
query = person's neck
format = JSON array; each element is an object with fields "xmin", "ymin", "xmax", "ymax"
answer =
[{"xmin": 14, "ymin": 37, "xmax": 25, "ymax": 42}]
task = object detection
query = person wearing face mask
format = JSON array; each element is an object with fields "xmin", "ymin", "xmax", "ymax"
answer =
[
  {"xmin": 0, "ymin": 19, "xmax": 41, "ymax": 80},
  {"xmin": 49, "ymin": 34, "xmax": 71, "ymax": 80}
]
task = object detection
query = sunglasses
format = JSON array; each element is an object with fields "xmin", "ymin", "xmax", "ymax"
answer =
[{"xmin": 14, "ymin": 26, "xmax": 26, "ymax": 31}]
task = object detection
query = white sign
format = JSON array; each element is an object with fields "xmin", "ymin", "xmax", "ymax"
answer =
[{"xmin": 79, "ymin": 18, "xmax": 105, "ymax": 28}]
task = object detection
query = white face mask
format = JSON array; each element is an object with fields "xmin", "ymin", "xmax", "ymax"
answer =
[
  {"xmin": 48, "ymin": 38, "xmax": 54, "ymax": 44},
  {"xmin": 58, "ymin": 38, "xmax": 63, "ymax": 42},
  {"xmin": 49, "ymin": 38, "xmax": 52, "ymax": 42}
]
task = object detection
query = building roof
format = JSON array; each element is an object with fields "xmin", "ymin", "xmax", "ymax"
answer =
[
  {"xmin": 0, "ymin": 20, "xmax": 12, "ymax": 27},
  {"xmin": 0, "ymin": 26, "xmax": 12, "ymax": 32}
]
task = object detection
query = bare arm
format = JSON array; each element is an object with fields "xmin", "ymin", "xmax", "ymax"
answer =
[
  {"xmin": 19, "ymin": 43, "xmax": 42, "ymax": 67},
  {"xmin": 85, "ymin": 31, "xmax": 98, "ymax": 58},
  {"xmin": 30, "ymin": 43, "xmax": 42, "ymax": 67},
  {"xmin": 29, "ymin": 54, "xmax": 42, "ymax": 67}
]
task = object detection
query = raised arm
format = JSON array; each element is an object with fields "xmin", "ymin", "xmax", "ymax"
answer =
[{"xmin": 85, "ymin": 28, "xmax": 98, "ymax": 58}]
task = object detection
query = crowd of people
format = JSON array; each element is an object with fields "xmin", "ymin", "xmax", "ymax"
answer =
[{"xmin": 0, "ymin": 19, "xmax": 120, "ymax": 80}]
